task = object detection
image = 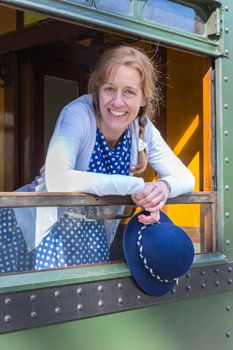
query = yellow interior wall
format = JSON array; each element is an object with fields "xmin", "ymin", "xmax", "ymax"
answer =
[
  {"xmin": 166, "ymin": 48, "xmax": 206, "ymax": 228},
  {"xmin": 24, "ymin": 12, "xmax": 46, "ymax": 26},
  {"xmin": 0, "ymin": 6, "xmax": 17, "ymax": 190}
]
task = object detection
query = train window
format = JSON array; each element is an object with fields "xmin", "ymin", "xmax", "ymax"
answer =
[
  {"xmin": 143, "ymin": 0, "xmax": 205, "ymax": 34},
  {"xmin": 96, "ymin": 0, "xmax": 132, "ymax": 15},
  {"xmin": 0, "ymin": 0, "xmax": 221, "ymax": 281}
]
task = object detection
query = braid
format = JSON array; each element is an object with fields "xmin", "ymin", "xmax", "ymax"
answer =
[{"xmin": 130, "ymin": 110, "xmax": 148, "ymax": 174}]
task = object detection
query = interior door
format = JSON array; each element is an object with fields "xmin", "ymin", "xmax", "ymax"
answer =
[{"xmin": 19, "ymin": 44, "xmax": 99, "ymax": 186}]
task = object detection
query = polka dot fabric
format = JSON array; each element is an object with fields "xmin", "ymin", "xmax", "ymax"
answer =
[
  {"xmin": 0, "ymin": 127, "xmax": 131, "ymax": 273},
  {"xmin": 0, "ymin": 209, "xmax": 34, "ymax": 273}
]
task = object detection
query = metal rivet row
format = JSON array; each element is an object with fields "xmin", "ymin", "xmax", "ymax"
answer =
[
  {"xmin": 54, "ymin": 290, "xmax": 61, "ymax": 298},
  {"xmin": 98, "ymin": 285, "xmax": 104, "ymax": 292},
  {"xmin": 98, "ymin": 300, "xmax": 104, "ymax": 308},
  {"xmin": 77, "ymin": 287, "xmax": 83, "ymax": 295},
  {"xmin": 30, "ymin": 294, "xmax": 37, "ymax": 302},
  {"xmin": 4, "ymin": 297, "xmax": 12, "ymax": 305},
  {"xmin": 77, "ymin": 304, "xmax": 83, "ymax": 311}
]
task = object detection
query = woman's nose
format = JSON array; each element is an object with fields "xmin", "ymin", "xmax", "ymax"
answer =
[{"xmin": 111, "ymin": 92, "xmax": 125, "ymax": 106}]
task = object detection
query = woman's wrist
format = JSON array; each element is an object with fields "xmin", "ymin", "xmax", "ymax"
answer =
[{"xmin": 156, "ymin": 179, "xmax": 171, "ymax": 195}]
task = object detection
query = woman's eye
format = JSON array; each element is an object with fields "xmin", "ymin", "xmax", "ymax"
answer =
[
  {"xmin": 103, "ymin": 86, "xmax": 114, "ymax": 93},
  {"xmin": 125, "ymin": 89, "xmax": 136, "ymax": 96}
]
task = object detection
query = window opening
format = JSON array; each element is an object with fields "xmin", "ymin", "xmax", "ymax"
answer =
[{"xmin": 0, "ymin": 5, "xmax": 217, "ymax": 277}]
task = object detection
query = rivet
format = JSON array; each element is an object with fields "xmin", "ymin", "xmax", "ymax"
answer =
[
  {"xmin": 171, "ymin": 288, "xmax": 176, "ymax": 295},
  {"xmin": 215, "ymin": 268, "xmax": 220, "ymax": 274},
  {"xmin": 77, "ymin": 287, "xmax": 83, "ymax": 295},
  {"xmin": 200, "ymin": 270, "xmax": 206, "ymax": 276},
  {"xmin": 225, "ymin": 28, "xmax": 229, "ymax": 33},
  {"xmin": 4, "ymin": 315, "xmax": 12, "ymax": 323},
  {"xmin": 226, "ymin": 240, "xmax": 230, "ymax": 246},
  {"xmin": 215, "ymin": 280, "xmax": 220, "ymax": 286},
  {"xmin": 31, "ymin": 311, "xmax": 38, "ymax": 319},
  {"xmin": 225, "ymin": 185, "xmax": 230, "ymax": 191},
  {"xmin": 225, "ymin": 212, "xmax": 230, "ymax": 218},
  {"xmin": 54, "ymin": 290, "xmax": 61, "ymax": 298},
  {"xmin": 225, "ymin": 157, "xmax": 229, "ymax": 164},
  {"xmin": 137, "ymin": 295, "xmax": 142, "ymax": 301},
  {"xmin": 98, "ymin": 300, "xmax": 104, "ymax": 308},
  {"xmin": 228, "ymin": 266, "xmax": 233, "ymax": 272},
  {"xmin": 186, "ymin": 272, "xmax": 191, "ymax": 279},
  {"xmin": 226, "ymin": 305, "xmax": 231, "ymax": 311},
  {"xmin": 30, "ymin": 294, "xmax": 37, "ymax": 302},
  {"xmin": 77, "ymin": 304, "xmax": 83, "ymax": 311},
  {"xmin": 225, "ymin": 6, "xmax": 229, "ymax": 11},
  {"xmin": 224, "ymin": 130, "xmax": 229, "ymax": 136},
  {"xmin": 98, "ymin": 285, "xmax": 104, "ymax": 292},
  {"xmin": 186, "ymin": 285, "xmax": 191, "ymax": 291},
  {"xmin": 118, "ymin": 283, "xmax": 123, "ymax": 289},
  {"xmin": 226, "ymin": 331, "xmax": 231, "ymax": 338},
  {"xmin": 55, "ymin": 307, "xmax": 61, "ymax": 314},
  {"xmin": 118, "ymin": 297, "xmax": 123, "ymax": 304},
  {"xmin": 228, "ymin": 278, "xmax": 232, "ymax": 284},
  {"xmin": 4, "ymin": 297, "xmax": 12, "ymax": 305},
  {"xmin": 224, "ymin": 103, "xmax": 229, "ymax": 109},
  {"xmin": 225, "ymin": 49, "xmax": 229, "ymax": 56},
  {"xmin": 201, "ymin": 283, "xmax": 206, "ymax": 289},
  {"xmin": 224, "ymin": 76, "xmax": 229, "ymax": 82}
]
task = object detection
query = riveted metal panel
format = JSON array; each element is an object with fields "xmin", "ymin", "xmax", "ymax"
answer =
[
  {"xmin": 216, "ymin": 0, "xmax": 233, "ymax": 261},
  {"xmin": 1, "ymin": 261, "xmax": 233, "ymax": 333}
]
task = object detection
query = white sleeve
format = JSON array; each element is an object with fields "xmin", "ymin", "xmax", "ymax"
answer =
[
  {"xmin": 146, "ymin": 120, "xmax": 195, "ymax": 198},
  {"xmin": 45, "ymin": 105, "xmax": 145, "ymax": 196}
]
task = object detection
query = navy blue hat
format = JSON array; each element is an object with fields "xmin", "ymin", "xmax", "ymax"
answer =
[{"xmin": 123, "ymin": 211, "xmax": 194, "ymax": 296}]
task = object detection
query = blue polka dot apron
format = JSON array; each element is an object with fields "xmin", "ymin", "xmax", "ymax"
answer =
[{"xmin": 0, "ymin": 128, "xmax": 131, "ymax": 272}]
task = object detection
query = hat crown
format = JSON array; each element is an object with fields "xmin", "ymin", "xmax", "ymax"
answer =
[
  {"xmin": 123, "ymin": 210, "xmax": 195, "ymax": 296},
  {"xmin": 140, "ymin": 223, "xmax": 194, "ymax": 280}
]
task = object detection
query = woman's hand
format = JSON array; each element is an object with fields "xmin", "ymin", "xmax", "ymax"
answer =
[{"xmin": 131, "ymin": 180, "xmax": 170, "ymax": 225}]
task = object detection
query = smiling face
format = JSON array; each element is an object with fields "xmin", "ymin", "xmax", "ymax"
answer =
[{"xmin": 98, "ymin": 65, "xmax": 145, "ymax": 144}]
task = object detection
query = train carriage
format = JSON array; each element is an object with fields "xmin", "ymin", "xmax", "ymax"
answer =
[{"xmin": 0, "ymin": 0, "xmax": 233, "ymax": 349}]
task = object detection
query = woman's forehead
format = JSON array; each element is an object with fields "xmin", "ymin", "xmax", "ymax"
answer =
[{"xmin": 103, "ymin": 64, "xmax": 143, "ymax": 84}]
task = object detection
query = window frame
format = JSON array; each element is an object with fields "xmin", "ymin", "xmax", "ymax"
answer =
[
  {"xmin": 0, "ymin": 0, "xmax": 222, "ymax": 56},
  {"xmin": 0, "ymin": 191, "xmax": 223, "ymax": 293}
]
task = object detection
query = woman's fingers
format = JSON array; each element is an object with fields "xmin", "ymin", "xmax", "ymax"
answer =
[{"xmin": 137, "ymin": 210, "xmax": 160, "ymax": 225}]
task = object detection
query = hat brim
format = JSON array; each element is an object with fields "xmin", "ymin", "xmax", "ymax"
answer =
[{"xmin": 123, "ymin": 211, "xmax": 176, "ymax": 297}]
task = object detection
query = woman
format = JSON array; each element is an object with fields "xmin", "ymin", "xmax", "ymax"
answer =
[{"xmin": 0, "ymin": 46, "xmax": 195, "ymax": 272}]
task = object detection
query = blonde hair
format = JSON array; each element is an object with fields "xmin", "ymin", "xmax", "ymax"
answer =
[{"xmin": 88, "ymin": 45, "xmax": 161, "ymax": 174}]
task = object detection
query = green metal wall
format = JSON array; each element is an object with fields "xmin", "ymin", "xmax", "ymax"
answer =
[{"xmin": 1, "ymin": 291, "xmax": 233, "ymax": 350}]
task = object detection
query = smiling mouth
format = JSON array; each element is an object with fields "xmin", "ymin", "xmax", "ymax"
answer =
[{"xmin": 109, "ymin": 109, "xmax": 127, "ymax": 117}]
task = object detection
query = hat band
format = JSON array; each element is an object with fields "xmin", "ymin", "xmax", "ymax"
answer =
[{"xmin": 137, "ymin": 226, "xmax": 177, "ymax": 284}]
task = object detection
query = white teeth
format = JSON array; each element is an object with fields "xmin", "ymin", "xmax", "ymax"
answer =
[{"xmin": 110, "ymin": 110, "xmax": 125, "ymax": 116}]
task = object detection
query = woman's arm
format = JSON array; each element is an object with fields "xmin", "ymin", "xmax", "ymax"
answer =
[
  {"xmin": 146, "ymin": 119, "xmax": 195, "ymax": 197},
  {"xmin": 132, "ymin": 119, "xmax": 195, "ymax": 224},
  {"xmin": 45, "ymin": 103, "xmax": 145, "ymax": 196}
]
